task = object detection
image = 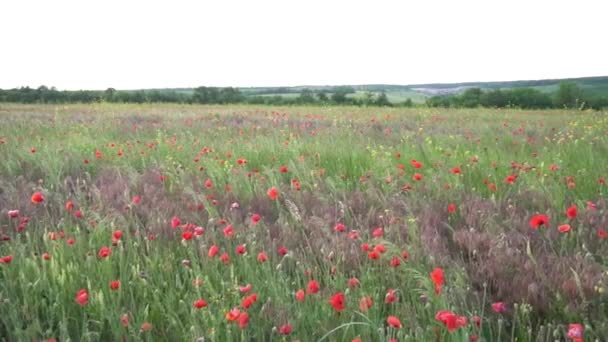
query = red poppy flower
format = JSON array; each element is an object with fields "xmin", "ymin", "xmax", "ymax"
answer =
[
  {"xmin": 208, "ymin": 245, "xmax": 219, "ymax": 258},
  {"xmin": 334, "ymin": 223, "xmax": 346, "ymax": 233},
  {"xmin": 328, "ymin": 292, "xmax": 345, "ymax": 312},
  {"xmin": 599, "ymin": 228, "xmax": 607, "ymax": 239},
  {"xmin": 239, "ymin": 284, "xmax": 252, "ymax": 293},
  {"xmin": 387, "ymin": 316, "xmax": 402, "ymax": 328},
  {"xmin": 347, "ymin": 277, "xmax": 360, "ymax": 288},
  {"xmin": 67, "ymin": 238, "xmax": 75, "ymax": 245},
  {"xmin": 373, "ymin": 244, "xmax": 386, "ymax": 253},
  {"xmin": 430, "ymin": 267, "xmax": 445, "ymax": 295},
  {"xmin": 242, "ymin": 293, "xmax": 258, "ymax": 308},
  {"xmin": 113, "ymin": 230, "xmax": 123, "ymax": 240},
  {"xmin": 448, "ymin": 203, "xmax": 456, "ymax": 214},
  {"xmin": 368, "ymin": 251, "xmax": 380, "ymax": 260},
  {"xmin": 491, "ymin": 302, "xmax": 507, "ymax": 314},
  {"xmin": 75, "ymin": 289, "xmax": 89, "ymax": 306},
  {"xmin": 505, "ymin": 175, "xmax": 517, "ymax": 184},
  {"xmin": 110, "ymin": 280, "xmax": 120, "ymax": 290},
  {"xmin": 251, "ymin": 213, "xmax": 261, "ymax": 225},
  {"xmin": 372, "ymin": 227, "xmax": 384, "ymax": 238},
  {"xmin": 361, "ymin": 243, "xmax": 371, "ymax": 252},
  {"xmin": 277, "ymin": 246, "xmax": 288, "ymax": 255},
  {"xmin": 558, "ymin": 224, "xmax": 571, "ymax": 233},
  {"xmin": 219, "ymin": 253, "xmax": 230, "ymax": 264},
  {"xmin": 120, "ymin": 314, "xmax": 129, "ymax": 327},
  {"xmin": 223, "ymin": 225, "xmax": 234, "ymax": 238},
  {"xmin": 193, "ymin": 299, "xmax": 207, "ymax": 309},
  {"xmin": 204, "ymin": 179, "xmax": 213, "ymax": 188},
  {"xmin": 529, "ymin": 214, "xmax": 549, "ymax": 229},
  {"xmin": 385, "ymin": 289, "xmax": 397, "ymax": 303},
  {"xmin": 267, "ymin": 186, "xmax": 279, "ymax": 200},
  {"xmin": 278, "ymin": 323, "xmax": 292, "ymax": 335},
  {"xmin": 567, "ymin": 323, "xmax": 584, "ymax": 341},
  {"xmin": 390, "ymin": 256, "xmax": 401, "ymax": 268},
  {"xmin": 435, "ymin": 310, "xmax": 467, "ymax": 332},
  {"xmin": 182, "ymin": 231, "xmax": 194, "ymax": 241},
  {"xmin": 226, "ymin": 307, "xmax": 241, "ymax": 321},
  {"xmin": 170, "ymin": 216, "xmax": 181, "ymax": 229},
  {"xmin": 236, "ymin": 245, "xmax": 246, "ymax": 255},
  {"xmin": 451, "ymin": 167, "xmax": 461, "ymax": 174},
  {"xmin": 257, "ymin": 252, "xmax": 268, "ymax": 262},
  {"xmin": 413, "ymin": 173, "xmax": 423, "ymax": 181},
  {"xmin": 359, "ymin": 296, "xmax": 373, "ymax": 312},
  {"xmin": 411, "ymin": 160, "xmax": 423, "ymax": 169},
  {"xmin": 280, "ymin": 166, "xmax": 288, "ymax": 173},
  {"xmin": 7, "ymin": 210, "xmax": 19, "ymax": 218},
  {"xmin": 238, "ymin": 312, "xmax": 249, "ymax": 329},
  {"xmin": 65, "ymin": 201, "xmax": 74, "ymax": 211},
  {"xmin": 566, "ymin": 205, "xmax": 578, "ymax": 220},
  {"xmin": 140, "ymin": 322, "xmax": 153, "ymax": 331},
  {"xmin": 42, "ymin": 253, "xmax": 51, "ymax": 260},
  {"xmin": 98, "ymin": 246, "xmax": 111, "ymax": 258},
  {"xmin": 295, "ymin": 289, "xmax": 305, "ymax": 302},
  {"xmin": 132, "ymin": 195, "xmax": 141, "ymax": 204},
  {"xmin": 31, "ymin": 192, "xmax": 45, "ymax": 204},
  {"xmin": 0, "ymin": 255, "xmax": 13, "ymax": 264},
  {"xmin": 307, "ymin": 280, "xmax": 320, "ymax": 294}
]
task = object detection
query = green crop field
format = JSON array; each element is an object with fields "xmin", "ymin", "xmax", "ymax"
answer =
[{"xmin": 0, "ymin": 103, "xmax": 606, "ymax": 341}]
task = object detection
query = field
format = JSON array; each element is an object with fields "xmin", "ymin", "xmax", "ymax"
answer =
[{"xmin": 0, "ymin": 103, "xmax": 607, "ymax": 341}]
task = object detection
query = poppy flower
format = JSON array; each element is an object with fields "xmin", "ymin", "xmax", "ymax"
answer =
[
  {"xmin": 566, "ymin": 205, "xmax": 577, "ymax": 220},
  {"xmin": 368, "ymin": 251, "xmax": 380, "ymax": 260},
  {"xmin": 387, "ymin": 316, "xmax": 402, "ymax": 328},
  {"xmin": 170, "ymin": 216, "xmax": 181, "ymax": 229},
  {"xmin": 239, "ymin": 284, "xmax": 252, "ymax": 293},
  {"xmin": 7, "ymin": 210, "xmax": 19, "ymax": 218},
  {"xmin": 505, "ymin": 175, "xmax": 517, "ymax": 184},
  {"xmin": 372, "ymin": 227, "xmax": 383, "ymax": 238},
  {"xmin": 361, "ymin": 243, "xmax": 371, "ymax": 252},
  {"xmin": 491, "ymin": 302, "xmax": 507, "ymax": 314},
  {"xmin": 435, "ymin": 310, "xmax": 467, "ymax": 332},
  {"xmin": 411, "ymin": 160, "xmax": 423, "ymax": 169},
  {"xmin": 226, "ymin": 307, "xmax": 241, "ymax": 321},
  {"xmin": 204, "ymin": 179, "xmax": 213, "ymax": 188},
  {"xmin": 223, "ymin": 225, "xmax": 234, "ymax": 238},
  {"xmin": 236, "ymin": 245, "xmax": 246, "ymax": 255},
  {"xmin": 132, "ymin": 195, "xmax": 141, "ymax": 204},
  {"xmin": 430, "ymin": 267, "xmax": 445, "ymax": 295},
  {"xmin": 75, "ymin": 289, "xmax": 89, "ymax": 306},
  {"xmin": 98, "ymin": 246, "xmax": 111, "ymax": 258},
  {"xmin": 120, "ymin": 314, "xmax": 129, "ymax": 327},
  {"xmin": 113, "ymin": 230, "xmax": 123, "ymax": 240},
  {"xmin": 110, "ymin": 280, "xmax": 120, "ymax": 290},
  {"xmin": 31, "ymin": 192, "xmax": 45, "ymax": 204},
  {"xmin": 193, "ymin": 299, "xmax": 207, "ymax": 309},
  {"xmin": 347, "ymin": 277, "xmax": 360, "ymax": 288},
  {"xmin": 238, "ymin": 312, "xmax": 249, "ymax": 329},
  {"xmin": 140, "ymin": 322, "xmax": 153, "ymax": 331},
  {"xmin": 448, "ymin": 203, "xmax": 456, "ymax": 214},
  {"xmin": 208, "ymin": 245, "xmax": 219, "ymax": 258},
  {"xmin": 451, "ymin": 167, "xmax": 461, "ymax": 174},
  {"xmin": 257, "ymin": 252, "xmax": 268, "ymax": 262},
  {"xmin": 385, "ymin": 289, "xmax": 397, "ymax": 303},
  {"xmin": 599, "ymin": 228, "xmax": 607, "ymax": 239},
  {"xmin": 529, "ymin": 214, "xmax": 549, "ymax": 229},
  {"xmin": 278, "ymin": 323, "xmax": 292, "ymax": 335},
  {"xmin": 278, "ymin": 246, "xmax": 288, "ymax": 255},
  {"xmin": 306, "ymin": 280, "xmax": 320, "ymax": 294},
  {"xmin": 567, "ymin": 323, "xmax": 584, "ymax": 341},
  {"xmin": 251, "ymin": 213, "xmax": 261, "ymax": 225},
  {"xmin": 359, "ymin": 296, "xmax": 373, "ymax": 312},
  {"xmin": 295, "ymin": 289, "xmax": 305, "ymax": 302},
  {"xmin": 373, "ymin": 244, "xmax": 386, "ymax": 253},
  {"xmin": 219, "ymin": 253, "xmax": 230, "ymax": 264},
  {"xmin": 0, "ymin": 255, "xmax": 13, "ymax": 264},
  {"xmin": 242, "ymin": 293, "xmax": 258, "ymax": 308},
  {"xmin": 267, "ymin": 186, "xmax": 279, "ymax": 200},
  {"xmin": 334, "ymin": 223, "xmax": 346, "ymax": 233},
  {"xmin": 42, "ymin": 253, "xmax": 51, "ymax": 260},
  {"xmin": 328, "ymin": 292, "xmax": 345, "ymax": 312},
  {"xmin": 413, "ymin": 173, "xmax": 423, "ymax": 181},
  {"xmin": 280, "ymin": 166, "xmax": 288, "ymax": 173},
  {"xmin": 558, "ymin": 224, "xmax": 571, "ymax": 233},
  {"xmin": 67, "ymin": 238, "xmax": 75, "ymax": 245},
  {"xmin": 390, "ymin": 256, "xmax": 401, "ymax": 268}
]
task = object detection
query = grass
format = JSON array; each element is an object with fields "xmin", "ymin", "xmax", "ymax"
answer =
[{"xmin": 0, "ymin": 103, "xmax": 607, "ymax": 341}]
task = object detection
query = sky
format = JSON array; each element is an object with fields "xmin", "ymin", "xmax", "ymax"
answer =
[{"xmin": 1, "ymin": 0, "xmax": 607, "ymax": 90}]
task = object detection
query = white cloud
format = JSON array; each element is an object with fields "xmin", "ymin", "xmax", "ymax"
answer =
[{"xmin": 1, "ymin": 0, "xmax": 606, "ymax": 89}]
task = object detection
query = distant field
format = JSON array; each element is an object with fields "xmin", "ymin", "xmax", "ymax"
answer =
[{"xmin": 0, "ymin": 103, "xmax": 607, "ymax": 341}]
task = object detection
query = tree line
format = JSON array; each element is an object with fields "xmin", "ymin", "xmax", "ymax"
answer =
[{"xmin": 426, "ymin": 82, "xmax": 608, "ymax": 110}]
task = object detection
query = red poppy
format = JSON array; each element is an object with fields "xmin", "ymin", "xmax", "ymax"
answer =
[
  {"xmin": 223, "ymin": 225, "xmax": 234, "ymax": 238},
  {"xmin": 334, "ymin": 223, "xmax": 346, "ymax": 233},
  {"xmin": 251, "ymin": 213, "xmax": 261, "ymax": 225},
  {"xmin": 295, "ymin": 289, "xmax": 305, "ymax": 302},
  {"xmin": 372, "ymin": 227, "xmax": 383, "ymax": 238},
  {"xmin": 448, "ymin": 203, "xmax": 456, "ymax": 214},
  {"xmin": 387, "ymin": 316, "xmax": 402, "ymax": 328},
  {"xmin": 567, "ymin": 323, "xmax": 584, "ymax": 342},
  {"xmin": 307, "ymin": 280, "xmax": 320, "ymax": 294},
  {"xmin": 65, "ymin": 201, "xmax": 74, "ymax": 211},
  {"xmin": 359, "ymin": 296, "xmax": 373, "ymax": 312},
  {"xmin": 411, "ymin": 160, "xmax": 423, "ymax": 169},
  {"xmin": 42, "ymin": 253, "xmax": 51, "ymax": 260},
  {"xmin": 347, "ymin": 277, "xmax": 360, "ymax": 288},
  {"xmin": 242, "ymin": 293, "xmax": 258, "ymax": 308},
  {"xmin": 0, "ymin": 255, "xmax": 13, "ymax": 264},
  {"xmin": 267, "ymin": 186, "xmax": 279, "ymax": 200},
  {"xmin": 373, "ymin": 244, "xmax": 386, "ymax": 253},
  {"xmin": 430, "ymin": 267, "xmax": 445, "ymax": 295},
  {"xmin": 140, "ymin": 322, "xmax": 153, "ymax": 331},
  {"xmin": 67, "ymin": 238, "xmax": 75, "ymax": 245},
  {"xmin": 226, "ymin": 307, "xmax": 241, "ymax": 321},
  {"xmin": 451, "ymin": 167, "xmax": 461, "ymax": 174},
  {"xmin": 98, "ymin": 246, "xmax": 111, "ymax": 258},
  {"xmin": 390, "ymin": 256, "xmax": 401, "ymax": 268},
  {"xmin": 278, "ymin": 323, "xmax": 292, "ymax": 335},
  {"xmin": 204, "ymin": 179, "xmax": 213, "ymax": 188},
  {"xmin": 435, "ymin": 310, "xmax": 467, "ymax": 332},
  {"xmin": 529, "ymin": 214, "xmax": 549, "ymax": 229},
  {"xmin": 368, "ymin": 251, "xmax": 380, "ymax": 260},
  {"xmin": 113, "ymin": 230, "xmax": 123, "ymax": 240},
  {"xmin": 505, "ymin": 175, "xmax": 517, "ymax": 184},
  {"xmin": 239, "ymin": 284, "xmax": 252, "ymax": 293},
  {"xmin": 558, "ymin": 224, "xmax": 571, "ymax": 233},
  {"xmin": 599, "ymin": 228, "xmax": 607, "ymax": 239},
  {"xmin": 257, "ymin": 252, "xmax": 268, "ymax": 262},
  {"xmin": 120, "ymin": 314, "xmax": 129, "ymax": 327},
  {"xmin": 208, "ymin": 245, "xmax": 219, "ymax": 258},
  {"xmin": 238, "ymin": 312, "xmax": 249, "ymax": 329},
  {"xmin": 31, "ymin": 192, "xmax": 45, "ymax": 204},
  {"xmin": 75, "ymin": 289, "xmax": 89, "ymax": 306},
  {"xmin": 361, "ymin": 243, "xmax": 371, "ymax": 252},
  {"xmin": 132, "ymin": 195, "xmax": 141, "ymax": 204},
  {"xmin": 413, "ymin": 173, "xmax": 423, "ymax": 181},
  {"xmin": 110, "ymin": 280, "xmax": 120, "ymax": 290},
  {"xmin": 7, "ymin": 210, "xmax": 19, "ymax": 218},
  {"xmin": 385, "ymin": 289, "xmax": 397, "ymax": 303},
  {"xmin": 328, "ymin": 292, "xmax": 345, "ymax": 312},
  {"xmin": 280, "ymin": 166, "xmax": 288, "ymax": 173},
  {"xmin": 491, "ymin": 302, "xmax": 507, "ymax": 314},
  {"xmin": 193, "ymin": 299, "xmax": 207, "ymax": 309},
  {"xmin": 566, "ymin": 205, "xmax": 578, "ymax": 220},
  {"xmin": 181, "ymin": 231, "xmax": 193, "ymax": 241},
  {"xmin": 278, "ymin": 246, "xmax": 288, "ymax": 255},
  {"xmin": 236, "ymin": 245, "xmax": 246, "ymax": 255},
  {"xmin": 219, "ymin": 252, "xmax": 230, "ymax": 264}
]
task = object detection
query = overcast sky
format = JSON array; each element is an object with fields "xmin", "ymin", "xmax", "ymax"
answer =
[{"xmin": 1, "ymin": 0, "xmax": 606, "ymax": 90}]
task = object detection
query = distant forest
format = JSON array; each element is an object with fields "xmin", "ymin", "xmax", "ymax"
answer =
[{"xmin": 1, "ymin": 78, "xmax": 607, "ymax": 109}]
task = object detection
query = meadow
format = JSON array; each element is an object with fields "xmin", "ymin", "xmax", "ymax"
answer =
[{"xmin": 0, "ymin": 103, "xmax": 606, "ymax": 341}]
